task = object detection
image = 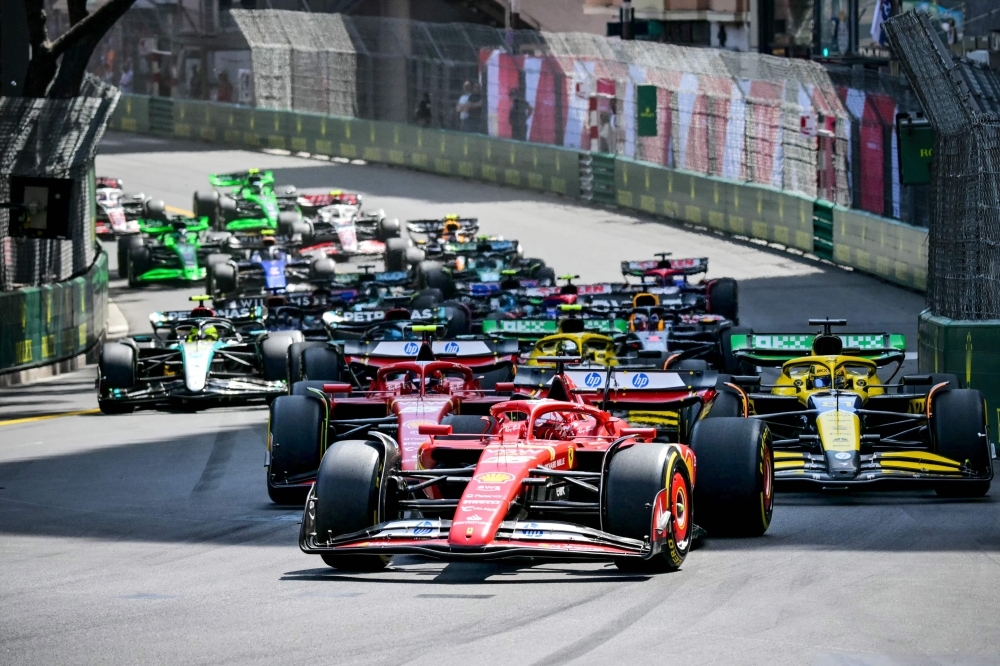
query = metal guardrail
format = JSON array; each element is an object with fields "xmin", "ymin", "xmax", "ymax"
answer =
[{"xmin": 108, "ymin": 94, "xmax": 929, "ymax": 293}]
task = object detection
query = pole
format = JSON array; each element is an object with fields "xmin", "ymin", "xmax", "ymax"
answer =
[
  {"xmin": 848, "ymin": 0, "xmax": 859, "ymax": 55},
  {"xmin": 621, "ymin": 1, "xmax": 634, "ymax": 41},
  {"xmin": 812, "ymin": 0, "xmax": 823, "ymax": 56}
]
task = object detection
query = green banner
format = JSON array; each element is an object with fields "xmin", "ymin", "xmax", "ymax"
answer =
[{"xmin": 637, "ymin": 85, "xmax": 657, "ymax": 137}]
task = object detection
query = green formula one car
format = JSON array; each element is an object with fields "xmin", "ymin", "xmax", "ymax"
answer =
[
  {"xmin": 117, "ymin": 209, "xmax": 231, "ymax": 287},
  {"xmin": 193, "ymin": 169, "xmax": 302, "ymax": 233}
]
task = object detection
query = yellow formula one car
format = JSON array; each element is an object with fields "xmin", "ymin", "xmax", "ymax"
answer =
[
  {"xmin": 525, "ymin": 330, "xmax": 619, "ymax": 366},
  {"xmin": 709, "ymin": 318, "xmax": 994, "ymax": 497}
]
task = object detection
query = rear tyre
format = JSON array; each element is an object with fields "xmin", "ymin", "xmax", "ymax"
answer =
[
  {"xmin": 932, "ymin": 389, "xmax": 992, "ymax": 498},
  {"xmin": 204, "ymin": 253, "xmax": 231, "ymax": 269},
  {"xmin": 194, "ymin": 191, "xmax": 219, "ymax": 226},
  {"xmin": 377, "ymin": 217, "xmax": 401, "ymax": 242},
  {"xmin": 440, "ymin": 414, "xmax": 496, "ymax": 435},
  {"xmin": 217, "ymin": 196, "xmax": 237, "ymax": 229},
  {"xmin": 534, "ymin": 266, "xmax": 557, "ymax": 286},
  {"xmin": 261, "ymin": 331, "xmax": 304, "ymax": 382},
  {"xmin": 720, "ymin": 325, "xmax": 753, "ymax": 375},
  {"xmin": 409, "ymin": 288, "xmax": 443, "ymax": 311},
  {"xmin": 440, "ymin": 300, "xmax": 472, "ymax": 337},
  {"xmin": 689, "ymin": 418, "xmax": 772, "ymax": 537},
  {"xmin": 315, "ymin": 440, "xmax": 391, "ymax": 571},
  {"xmin": 302, "ymin": 347, "xmax": 342, "ymax": 381},
  {"xmin": 207, "ymin": 262, "xmax": 237, "ymax": 296},
  {"xmin": 287, "ymin": 341, "xmax": 328, "ymax": 385},
  {"xmin": 606, "ymin": 443, "xmax": 691, "ymax": 573},
  {"xmin": 406, "ymin": 247, "xmax": 426, "ymax": 268},
  {"xmin": 385, "ymin": 237, "xmax": 408, "ymax": 272},
  {"xmin": 707, "ymin": 278, "xmax": 739, "ymax": 324},
  {"xmin": 702, "ymin": 390, "xmax": 743, "ymax": 418},
  {"xmin": 144, "ymin": 199, "xmax": 166, "ymax": 220},
  {"xmin": 417, "ymin": 261, "xmax": 454, "ymax": 299},
  {"xmin": 277, "ymin": 211, "xmax": 303, "ymax": 237},
  {"xmin": 117, "ymin": 235, "xmax": 143, "ymax": 279},
  {"xmin": 310, "ymin": 258, "xmax": 338, "ymax": 280},
  {"xmin": 268, "ymin": 395, "xmax": 323, "ymax": 505}
]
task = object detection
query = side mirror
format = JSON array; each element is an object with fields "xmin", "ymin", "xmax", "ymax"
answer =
[
  {"xmin": 620, "ymin": 427, "xmax": 657, "ymax": 441},
  {"xmin": 322, "ymin": 383, "xmax": 352, "ymax": 394},
  {"xmin": 495, "ymin": 382, "xmax": 516, "ymax": 393},
  {"xmin": 418, "ymin": 424, "xmax": 453, "ymax": 436}
]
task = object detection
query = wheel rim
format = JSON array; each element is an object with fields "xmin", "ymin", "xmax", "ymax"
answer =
[
  {"xmin": 671, "ymin": 471, "xmax": 690, "ymax": 548},
  {"xmin": 762, "ymin": 444, "xmax": 773, "ymax": 516}
]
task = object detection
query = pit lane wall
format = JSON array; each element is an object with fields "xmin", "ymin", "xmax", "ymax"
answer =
[
  {"xmin": 107, "ymin": 94, "xmax": 928, "ymax": 292},
  {"xmin": 0, "ymin": 251, "xmax": 109, "ymax": 383}
]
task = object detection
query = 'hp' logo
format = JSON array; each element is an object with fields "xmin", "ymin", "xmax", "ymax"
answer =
[
  {"xmin": 632, "ymin": 373, "xmax": 650, "ymax": 388},
  {"xmin": 584, "ymin": 372, "xmax": 602, "ymax": 388},
  {"xmin": 444, "ymin": 341, "xmax": 460, "ymax": 354},
  {"xmin": 413, "ymin": 520, "xmax": 433, "ymax": 536},
  {"xmin": 404, "ymin": 342, "xmax": 419, "ymax": 355}
]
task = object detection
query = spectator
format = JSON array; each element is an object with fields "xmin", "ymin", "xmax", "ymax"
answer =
[
  {"xmin": 118, "ymin": 60, "xmax": 134, "ymax": 94},
  {"xmin": 217, "ymin": 71, "xmax": 233, "ymax": 102},
  {"xmin": 415, "ymin": 92, "xmax": 432, "ymax": 127},
  {"xmin": 509, "ymin": 87, "xmax": 532, "ymax": 141},
  {"xmin": 189, "ymin": 65, "xmax": 205, "ymax": 100},
  {"xmin": 456, "ymin": 81, "xmax": 472, "ymax": 131},
  {"xmin": 464, "ymin": 81, "xmax": 483, "ymax": 134}
]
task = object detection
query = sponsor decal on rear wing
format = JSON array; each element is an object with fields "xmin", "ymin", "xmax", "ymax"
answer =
[
  {"xmin": 482, "ymin": 318, "xmax": 629, "ymax": 338},
  {"xmin": 621, "ymin": 257, "xmax": 708, "ymax": 276},
  {"xmin": 444, "ymin": 239, "xmax": 517, "ymax": 254},
  {"xmin": 522, "ymin": 284, "xmax": 614, "ymax": 297},
  {"xmin": 214, "ymin": 293, "xmax": 338, "ymax": 310},
  {"xmin": 209, "ymin": 169, "xmax": 273, "ymax": 187},
  {"xmin": 323, "ymin": 307, "xmax": 447, "ymax": 327},
  {"xmin": 406, "ymin": 218, "xmax": 479, "ymax": 235},
  {"xmin": 564, "ymin": 369, "xmax": 716, "ymax": 391},
  {"xmin": 731, "ymin": 333, "xmax": 907, "ymax": 363},
  {"xmin": 344, "ymin": 339, "xmax": 506, "ymax": 358}
]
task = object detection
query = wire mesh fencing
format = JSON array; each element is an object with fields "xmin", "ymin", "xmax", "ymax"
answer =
[
  {"xmin": 0, "ymin": 76, "xmax": 119, "ymax": 290},
  {"xmin": 885, "ymin": 10, "xmax": 1000, "ymax": 320},
  {"xmin": 230, "ymin": 9, "xmax": 850, "ymax": 205}
]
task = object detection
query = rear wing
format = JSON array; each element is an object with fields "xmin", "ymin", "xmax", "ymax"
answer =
[
  {"xmin": 443, "ymin": 239, "xmax": 518, "ymax": 254},
  {"xmin": 209, "ymin": 169, "xmax": 273, "ymax": 188},
  {"xmin": 343, "ymin": 337, "xmax": 520, "ymax": 359},
  {"xmin": 297, "ymin": 192, "xmax": 361, "ymax": 208},
  {"xmin": 563, "ymin": 368, "xmax": 717, "ymax": 392},
  {"xmin": 621, "ymin": 257, "xmax": 708, "ymax": 277},
  {"xmin": 407, "ymin": 217, "xmax": 479, "ymax": 235},
  {"xmin": 482, "ymin": 318, "xmax": 629, "ymax": 340},
  {"xmin": 149, "ymin": 306, "xmax": 265, "ymax": 326},
  {"xmin": 730, "ymin": 332, "xmax": 906, "ymax": 365},
  {"xmin": 323, "ymin": 306, "xmax": 447, "ymax": 329},
  {"xmin": 521, "ymin": 284, "xmax": 616, "ymax": 298},
  {"xmin": 96, "ymin": 176, "xmax": 123, "ymax": 190},
  {"xmin": 214, "ymin": 293, "xmax": 333, "ymax": 312}
]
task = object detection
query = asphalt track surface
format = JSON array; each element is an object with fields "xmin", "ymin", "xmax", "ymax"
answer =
[{"xmin": 1, "ymin": 132, "xmax": 997, "ymax": 666}]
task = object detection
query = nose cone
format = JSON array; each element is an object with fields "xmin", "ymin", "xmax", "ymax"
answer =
[
  {"xmin": 826, "ymin": 450, "xmax": 860, "ymax": 478},
  {"xmin": 182, "ymin": 341, "xmax": 214, "ymax": 392}
]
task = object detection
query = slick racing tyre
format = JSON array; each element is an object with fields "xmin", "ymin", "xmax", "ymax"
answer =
[
  {"xmin": 98, "ymin": 343, "xmax": 137, "ymax": 414},
  {"xmin": 409, "ymin": 288, "xmax": 443, "ymax": 311},
  {"xmin": 440, "ymin": 300, "xmax": 472, "ymax": 337},
  {"xmin": 417, "ymin": 261, "xmax": 455, "ymax": 299},
  {"xmin": 261, "ymin": 331, "xmax": 304, "ymax": 382},
  {"xmin": 117, "ymin": 235, "xmax": 143, "ymax": 279},
  {"xmin": 277, "ymin": 211, "xmax": 303, "ymax": 237},
  {"xmin": 302, "ymin": 347, "xmax": 342, "ymax": 382},
  {"xmin": 720, "ymin": 325, "xmax": 753, "ymax": 375},
  {"xmin": 144, "ymin": 199, "xmax": 167, "ymax": 221},
  {"xmin": 127, "ymin": 245, "xmax": 151, "ymax": 288},
  {"xmin": 534, "ymin": 266, "xmax": 557, "ymax": 286},
  {"xmin": 204, "ymin": 253, "xmax": 231, "ymax": 269},
  {"xmin": 605, "ymin": 442, "xmax": 692, "ymax": 573},
  {"xmin": 217, "ymin": 196, "xmax": 237, "ymax": 229},
  {"xmin": 932, "ymin": 389, "xmax": 992, "ymax": 498},
  {"xmin": 310, "ymin": 258, "xmax": 337, "ymax": 280},
  {"xmin": 287, "ymin": 341, "xmax": 329, "ymax": 385},
  {"xmin": 689, "ymin": 418, "xmax": 773, "ymax": 537},
  {"xmin": 377, "ymin": 217, "xmax": 401, "ymax": 242},
  {"xmin": 900, "ymin": 373, "xmax": 961, "ymax": 394},
  {"xmin": 315, "ymin": 440, "xmax": 391, "ymax": 571},
  {"xmin": 207, "ymin": 261, "xmax": 237, "ymax": 297},
  {"xmin": 707, "ymin": 278, "xmax": 739, "ymax": 324},
  {"xmin": 194, "ymin": 190, "xmax": 219, "ymax": 226},
  {"xmin": 268, "ymin": 395, "xmax": 323, "ymax": 505},
  {"xmin": 384, "ymin": 237, "xmax": 409, "ymax": 272}
]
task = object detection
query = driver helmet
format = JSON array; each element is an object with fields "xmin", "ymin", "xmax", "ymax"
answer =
[
  {"xmin": 811, "ymin": 365, "xmax": 831, "ymax": 389},
  {"xmin": 188, "ymin": 325, "xmax": 219, "ymax": 342},
  {"xmin": 559, "ymin": 339, "xmax": 578, "ymax": 355},
  {"xmin": 633, "ymin": 313, "xmax": 648, "ymax": 332},
  {"xmin": 248, "ymin": 176, "xmax": 263, "ymax": 194}
]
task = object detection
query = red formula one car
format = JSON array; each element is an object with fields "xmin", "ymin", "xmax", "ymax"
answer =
[{"xmin": 289, "ymin": 362, "xmax": 772, "ymax": 573}]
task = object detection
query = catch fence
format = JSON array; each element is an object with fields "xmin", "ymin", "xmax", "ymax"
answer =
[
  {"xmin": 0, "ymin": 77, "xmax": 119, "ymax": 290},
  {"xmin": 229, "ymin": 9, "xmax": 850, "ymax": 205},
  {"xmin": 885, "ymin": 11, "xmax": 1000, "ymax": 320}
]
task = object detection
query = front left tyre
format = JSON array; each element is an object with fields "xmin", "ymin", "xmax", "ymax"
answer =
[
  {"xmin": 268, "ymin": 394, "xmax": 323, "ymax": 504},
  {"xmin": 314, "ymin": 440, "xmax": 391, "ymax": 571},
  {"xmin": 605, "ymin": 442, "xmax": 692, "ymax": 573},
  {"xmin": 932, "ymin": 388, "xmax": 992, "ymax": 498},
  {"xmin": 98, "ymin": 343, "xmax": 137, "ymax": 414}
]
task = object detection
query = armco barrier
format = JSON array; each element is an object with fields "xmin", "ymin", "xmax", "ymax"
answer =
[
  {"xmin": 918, "ymin": 310, "xmax": 1000, "ymax": 444},
  {"xmin": 0, "ymin": 250, "xmax": 108, "ymax": 376},
  {"xmin": 109, "ymin": 95, "xmax": 928, "ymax": 292}
]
